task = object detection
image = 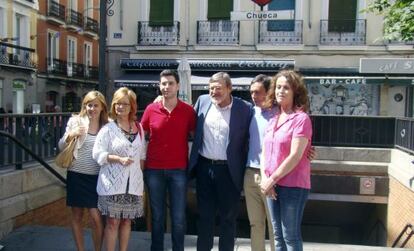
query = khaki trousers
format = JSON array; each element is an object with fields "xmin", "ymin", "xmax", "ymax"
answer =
[{"xmin": 244, "ymin": 167, "xmax": 275, "ymax": 251}]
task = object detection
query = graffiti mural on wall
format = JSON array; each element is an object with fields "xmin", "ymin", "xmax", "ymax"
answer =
[{"xmin": 306, "ymin": 78, "xmax": 380, "ymax": 116}]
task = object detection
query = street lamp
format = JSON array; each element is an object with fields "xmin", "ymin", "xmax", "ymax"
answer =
[{"xmin": 99, "ymin": 0, "xmax": 115, "ymax": 96}]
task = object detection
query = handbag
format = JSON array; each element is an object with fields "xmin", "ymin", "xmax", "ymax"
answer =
[{"xmin": 55, "ymin": 137, "xmax": 77, "ymax": 168}]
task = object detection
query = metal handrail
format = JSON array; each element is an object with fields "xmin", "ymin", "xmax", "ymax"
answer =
[
  {"xmin": 392, "ymin": 224, "xmax": 414, "ymax": 248},
  {"xmin": 0, "ymin": 130, "xmax": 66, "ymax": 185}
]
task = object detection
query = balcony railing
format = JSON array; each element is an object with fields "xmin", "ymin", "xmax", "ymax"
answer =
[
  {"xmin": 46, "ymin": 58, "xmax": 97, "ymax": 80},
  {"xmin": 197, "ymin": 20, "xmax": 239, "ymax": 45},
  {"xmin": 259, "ymin": 20, "xmax": 303, "ymax": 45},
  {"xmin": 84, "ymin": 17, "xmax": 99, "ymax": 34},
  {"xmin": 85, "ymin": 66, "xmax": 98, "ymax": 79},
  {"xmin": 137, "ymin": 21, "xmax": 180, "ymax": 46},
  {"xmin": 46, "ymin": 0, "xmax": 65, "ymax": 22},
  {"xmin": 386, "ymin": 39, "xmax": 414, "ymax": 45},
  {"xmin": 1, "ymin": 114, "xmax": 412, "ymax": 169},
  {"xmin": 320, "ymin": 19, "xmax": 366, "ymax": 45},
  {"xmin": 66, "ymin": 9, "xmax": 83, "ymax": 27},
  {"xmin": 0, "ymin": 42, "xmax": 36, "ymax": 69}
]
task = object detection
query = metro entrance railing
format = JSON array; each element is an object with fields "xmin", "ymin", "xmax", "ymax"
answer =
[{"xmin": 0, "ymin": 113, "xmax": 413, "ymax": 170}]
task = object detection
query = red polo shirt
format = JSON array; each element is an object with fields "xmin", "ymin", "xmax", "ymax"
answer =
[{"xmin": 141, "ymin": 100, "xmax": 196, "ymax": 169}]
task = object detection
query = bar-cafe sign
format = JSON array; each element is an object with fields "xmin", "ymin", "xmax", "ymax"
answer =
[{"xmin": 306, "ymin": 77, "xmax": 367, "ymax": 85}]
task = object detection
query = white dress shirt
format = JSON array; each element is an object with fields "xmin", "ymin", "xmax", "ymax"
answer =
[{"xmin": 199, "ymin": 99, "xmax": 233, "ymax": 160}]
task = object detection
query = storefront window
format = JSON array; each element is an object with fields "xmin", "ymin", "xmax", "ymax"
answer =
[{"xmin": 306, "ymin": 80, "xmax": 379, "ymax": 116}]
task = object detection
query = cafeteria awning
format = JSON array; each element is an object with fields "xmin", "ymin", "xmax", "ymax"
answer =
[{"xmin": 114, "ymin": 72, "xmax": 159, "ymax": 88}]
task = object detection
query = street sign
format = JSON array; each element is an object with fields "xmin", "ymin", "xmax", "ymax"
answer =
[
  {"xmin": 360, "ymin": 58, "xmax": 414, "ymax": 74},
  {"xmin": 231, "ymin": 10, "xmax": 294, "ymax": 21}
]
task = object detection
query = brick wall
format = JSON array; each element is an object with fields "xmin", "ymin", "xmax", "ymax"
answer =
[
  {"xmin": 387, "ymin": 177, "xmax": 414, "ymax": 248},
  {"xmin": 13, "ymin": 198, "xmax": 89, "ymax": 229}
]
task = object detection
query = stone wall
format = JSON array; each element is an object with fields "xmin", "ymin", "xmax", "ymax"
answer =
[
  {"xmin": 387, "ymin": 149, "xmax": 414, "ymax": 248},
  {"xmin": 0, "ymin": 162, "xmax": 71, "ymax": 239}
]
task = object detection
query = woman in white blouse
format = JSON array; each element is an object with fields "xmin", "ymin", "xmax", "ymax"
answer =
[{"xmin": 93, "ymin": 87, "xmax": 145, "ymax": 251}]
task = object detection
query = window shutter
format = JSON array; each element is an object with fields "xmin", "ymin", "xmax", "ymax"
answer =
[
  {"xmin": 208, "ymin": 0, "xmax": 233, "ymax": 20},
  {"xmin": 268, "ymin": 0, "xmax": 295, "ymax": 31},
  {"xmin": 328, "ymin": 0, "xmax": 357, "ymax": 32},
  {"xmin": 149, "ymin": 0, "xmax": 174, "ymax": 26}
]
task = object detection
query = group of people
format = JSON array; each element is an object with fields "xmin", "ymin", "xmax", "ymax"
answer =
[{"xmin": 59, "ymin": 68, "xmax": 313, "ymax": 251}]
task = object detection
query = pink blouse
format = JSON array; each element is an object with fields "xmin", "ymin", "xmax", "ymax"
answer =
[{"xmin": 263, "ymin": 111, "xmax": 312, "ymax": 189}]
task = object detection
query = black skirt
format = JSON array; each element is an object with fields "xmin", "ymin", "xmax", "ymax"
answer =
[{"xmin": 66, "ymin": 171, "xmax": 99, "ymax": 208}]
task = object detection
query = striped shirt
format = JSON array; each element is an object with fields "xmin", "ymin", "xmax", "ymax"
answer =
[{"xmin": 69, "ymin": 133, "xmax": 100, "ymax": 175}]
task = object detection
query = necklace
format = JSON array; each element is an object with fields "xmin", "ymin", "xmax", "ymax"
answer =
[{"xmin": 116, "ymin": 120, "xmax": 134, "ymax": 142}]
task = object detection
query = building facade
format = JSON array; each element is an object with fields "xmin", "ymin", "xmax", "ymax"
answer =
[
  {"xmin": 106, "ymin": 0, "xmax": 413, "ymax": 116},
  {"xmin": 36, "ymin": 0, "xmax": 99, "ymax": 112},
  {"xmin": 0, "ymin": 0, "xmax": 38, "ymax": 114}
]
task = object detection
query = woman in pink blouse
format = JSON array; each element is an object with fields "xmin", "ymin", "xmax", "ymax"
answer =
[{"xmin": 260, "ymin": 70, "xmax": 312, "ymax": 251}]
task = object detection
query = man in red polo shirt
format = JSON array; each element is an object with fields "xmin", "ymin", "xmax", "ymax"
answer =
[{"xmin": 141, "ymin": 69, "xmax": 196, "ymax": 251}]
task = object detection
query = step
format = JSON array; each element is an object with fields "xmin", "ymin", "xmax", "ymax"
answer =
[
  {"xmin": 311, "ymin": 160, "xmax": 388, "ymax": 176},
  {"xmin": 315, "ymin": 147, "xmax": 391, "ymax": 163},
  {"xmin": 1, "ymin": 225, "xmax": 413, "ymax": 251}
]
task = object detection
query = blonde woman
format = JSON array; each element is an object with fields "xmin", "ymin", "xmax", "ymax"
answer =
[
  {"xmin": 58, "ymin": 90, "xmax": 109, "ymax": 251},
  {"xmin": 93, "ymin": 87, "xmax": 145, "ymax": 251}
]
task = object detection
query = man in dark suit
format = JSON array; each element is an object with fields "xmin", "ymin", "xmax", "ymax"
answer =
[{"xmin": 189, "ymin": 72, "xmax": 253, "ymax": 251}]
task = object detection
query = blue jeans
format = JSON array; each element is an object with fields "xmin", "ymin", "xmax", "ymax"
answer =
[
  {"xmin": 267, "ymin": 186, "xmax": 309, "ymax": 251},
  {"xmin": 144, "ymin": 169, "xmax": 187, "ymax": 251}
]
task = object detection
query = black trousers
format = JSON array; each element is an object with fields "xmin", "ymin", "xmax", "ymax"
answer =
[{"xmin": 195, "ymin": 160, "xmax": 241, "ymax": 251}]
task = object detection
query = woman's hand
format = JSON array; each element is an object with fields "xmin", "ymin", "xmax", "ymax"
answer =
[
  {"xmin": 70, "ymin": 126, "xmax": 86, "ymax": 138},
  {"xmin": 260, "ymin": 176, "xmax": 277, "ymax": 199},
  {"xmin": 260, "ymin": 176, "xmax": 275, "ymax": 195},
  {"xmin": 119, "ymin": 156, "xmax": 134, "ymax": 166}
]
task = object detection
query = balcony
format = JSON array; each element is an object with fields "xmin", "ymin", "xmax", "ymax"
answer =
[
  {"xmin": 46, "ymin": 58, "xmax": 98, "ymax": 80},
  {"xmin": 0, "ymin": 42, "xmax": 36, "ymax": 69},
  {"xmin": 84, "ymin": 17, "xmax": 99, "ymax": 36},
  {"xmin": 137, "ymin": 21, "xmax": 180, "ymax": 46},
  {"xmin": 258, "ymin": 20, "xmax": 303, "ymax": 45},
  {"xmin": 46, "ymin": 0, "xmax": 66, "ymax": 25},
  {"xmin": 66, "ymin": 9, "xmax": 83, "ymax": 30},
  {"xmin": 320, "ymin": 19, "xmax": 366, "ymax": 45},
  {"xmin": 197, "ymin": 20, "xmax": 239, "ymax": 45},
  {"xmin": 85, "ymin": 66, "xmax": 98, "ymax": 79}
]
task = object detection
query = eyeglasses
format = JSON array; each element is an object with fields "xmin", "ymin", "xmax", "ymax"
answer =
[{"xmin": 115, "ymin": 103, "xmax": 130, "ymax": 107}]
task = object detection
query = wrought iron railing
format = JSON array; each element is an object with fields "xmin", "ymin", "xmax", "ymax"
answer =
[
  {"xmin": 67, "ymin": 9, "xmax": 83, "ymax": 27},
  {"xmin": 0, "ymin": 42, "xmax": 36, "ymax": 69},
  {"xmin": 386, "ymin": 39, "xmax": 414, "ymax": 45},
  {"xmin": 395, "ymin": 117, "xmax": 414, "ymax": 154},
  {"xmin": 1, "ymin": 114, "xmax": 413, "ymax": 169},
  {"xmin": 0, "ymin": 113, "xmax": 71, "ymax": 169},
  {"xmin": 320, "ymin": 19, "xmax": 366, "ymax": 45},
  {"xmin": 392, "ymin": 224, "xmax": 414, "ymax": 248},
  {"xmin": 85, "ymin": 66, "xmax": 98, "ymax": 79},
  {"xmin": 259, "ymin": 20, "xmax": 303, "ymax": 45},
  {"xmin": 137, "ymin": 21, "xmax": 180, "ymax": 46},
  {"xmin": 311, "ymin": 115, "xmax": 395, "ymax": 148},
  {"xmin": 47, "ymin": 0, "xmax": 66, "ymax": 22},
  {"xmin": 46, "ymin": 58, "xmax": 98, "ymax": 80},
  {"xmin": 84, "ymin": 17, "xmax": 99, "ymax": 34},
  {"xmin": 197, "ymin": 20, "xmax": 239, "ymax": 45},
  {"xmin": 46, "ymin": 58, "xmax": 67, "ymax": 75}
]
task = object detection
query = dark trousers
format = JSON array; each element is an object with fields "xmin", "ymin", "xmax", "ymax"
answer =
[{"xmin": 196, "ymin": 160, "xmax": 241, "ymax": 251}]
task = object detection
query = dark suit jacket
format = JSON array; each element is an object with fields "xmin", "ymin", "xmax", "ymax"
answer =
[{"xmin": 189, "ymin": 94, "xmax": 253, "ymax": 191}]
